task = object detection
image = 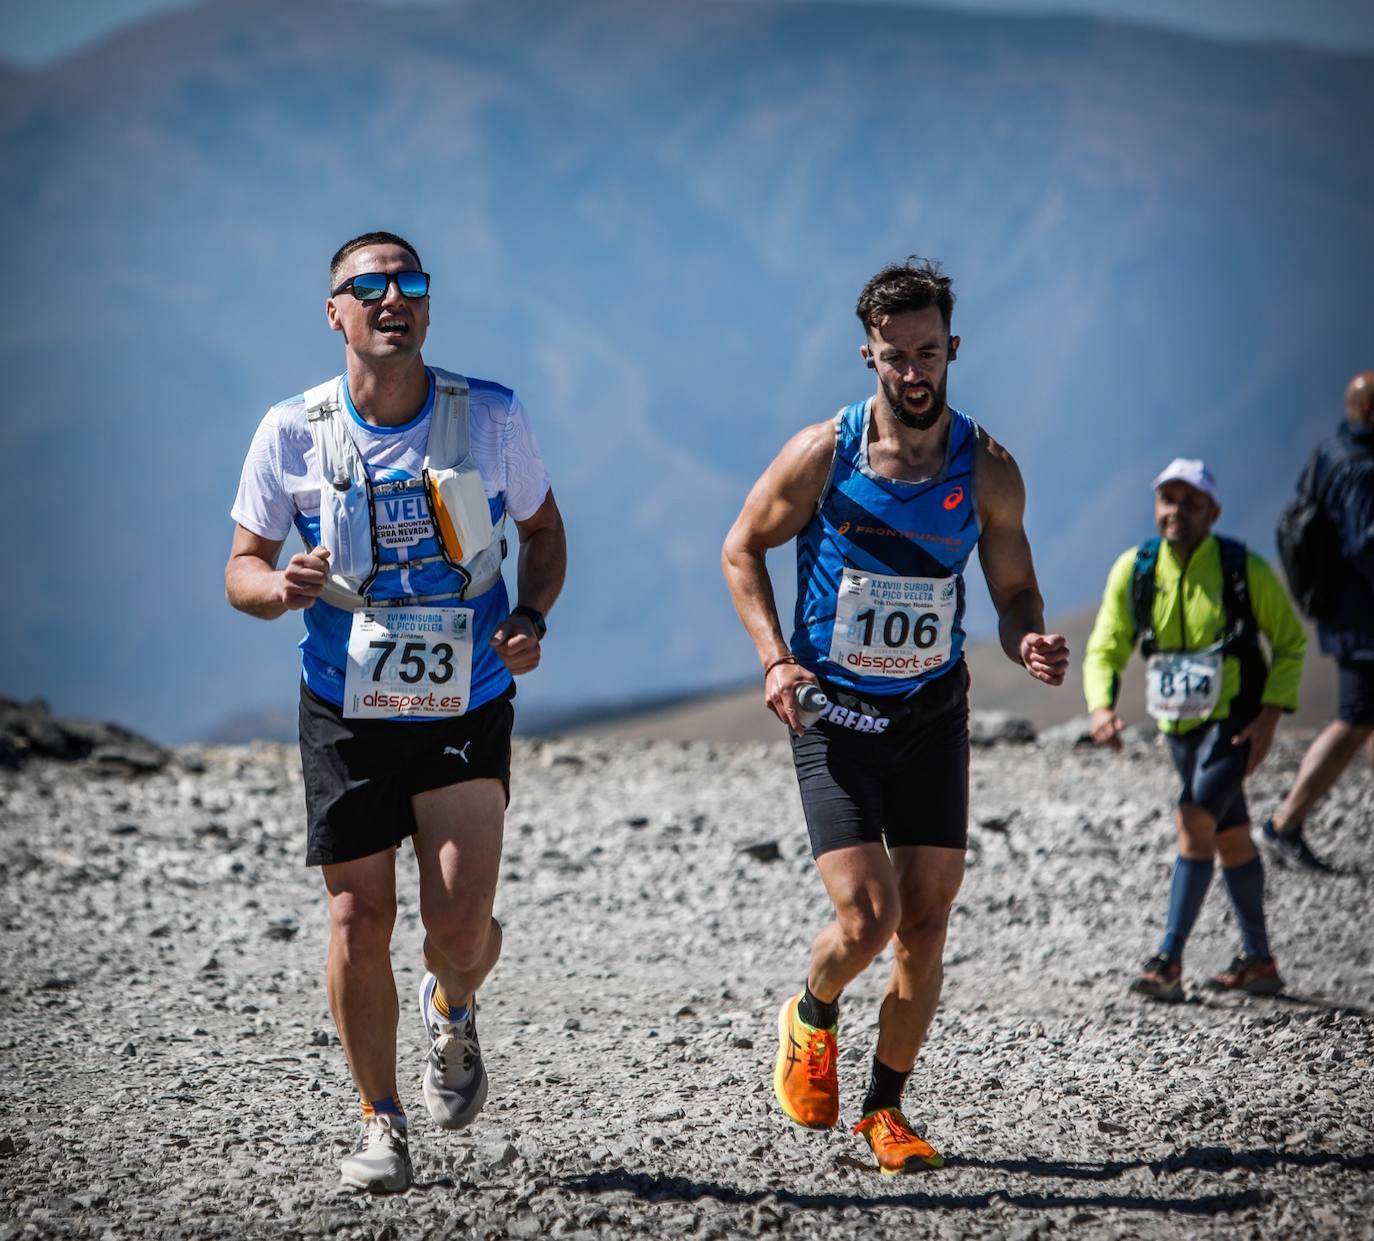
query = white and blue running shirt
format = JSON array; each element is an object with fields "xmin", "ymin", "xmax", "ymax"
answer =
[{"xmin": 231, "ymin": 369, "xmax": 551, "ymax": 716}]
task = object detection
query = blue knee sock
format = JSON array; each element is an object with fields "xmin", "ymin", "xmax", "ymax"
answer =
[
  {"xmin": 1221, "ymin": 855, "xmax": 1271, "ymax": 960},
  {"xmin": 1160, "ymin": 856, "xmax": 1214, "ymax": 961}
]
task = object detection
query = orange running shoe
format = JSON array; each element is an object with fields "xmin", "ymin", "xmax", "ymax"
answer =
[
  {"xmin": 773, "ymin": 992, "xmax": 839, "ymax": 1129},
  {"xmin": 852, "ymin": 1107, "xmax": 945, "ymax": 1174}
]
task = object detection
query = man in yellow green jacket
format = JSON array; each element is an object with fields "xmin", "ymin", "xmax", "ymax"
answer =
[{"xmin": 1084, "ymin": 458, "xmax": 1305, "ymax": 1002}]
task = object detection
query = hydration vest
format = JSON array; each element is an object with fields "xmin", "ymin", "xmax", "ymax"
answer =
[
  {"xmin": 302, "ymin": 368, "xmax": 505, "ymax": 610},
  {"xmin": 1130, "ymin": 535, "xmax": 1265, "ymax": 720}
]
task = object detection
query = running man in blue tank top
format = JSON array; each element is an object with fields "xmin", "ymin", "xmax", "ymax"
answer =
[
  {"xmin": 723, "ymin": 257, "xmax": 1068, "ymax": 1174},
  {"xmin": 225, "ymin": 233, "xmax": 567, "ymax": 1192}
]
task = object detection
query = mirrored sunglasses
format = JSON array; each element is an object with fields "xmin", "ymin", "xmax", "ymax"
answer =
[{"xmin": 330, "ymin": 270, "xmax": 431, "ymax": 301}]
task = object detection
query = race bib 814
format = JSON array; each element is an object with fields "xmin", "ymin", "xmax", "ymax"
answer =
[{"xmin": 1146, "ymin": 650, "xmax": 1222, "ymax": 721}]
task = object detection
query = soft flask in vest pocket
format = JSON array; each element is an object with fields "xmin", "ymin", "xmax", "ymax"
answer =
[
  {"xmin": 426, "ymin": 461, "xmax": 494, "ymax": 564},
  {"xmin": 320, "ymin": 464, "xmax": 375, "ymax": 580}
]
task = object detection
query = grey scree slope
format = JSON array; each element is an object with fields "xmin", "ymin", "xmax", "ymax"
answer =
[{"xmin": 1, "ymin": 728, "xmax": 1371, "ymax": 1241}]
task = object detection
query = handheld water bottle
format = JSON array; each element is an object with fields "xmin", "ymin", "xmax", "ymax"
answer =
[{"xmin": 794, "ymin": 683, "xmax": 830, "ymax": 728}]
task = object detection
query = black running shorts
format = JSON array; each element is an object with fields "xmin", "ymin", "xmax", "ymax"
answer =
[
  {"xmin": 1337, "ymin": 658, "xmax": 1374, "ymax": 727},
  {"xmin": 298, "ymin": 681, "xmax": 514, "ymax": 867},
  {"xmin": 1165, "ymin": 718, "xmax": 1250, "ymax": 831},
  {"xmin": 790, "ymin": 661, "xmax": 970, "ymax": 857}
]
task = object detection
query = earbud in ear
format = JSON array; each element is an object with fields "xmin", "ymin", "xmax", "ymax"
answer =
[{"xmin": 866, "ymin": 359, "xmax": 876, "ymax": 370}]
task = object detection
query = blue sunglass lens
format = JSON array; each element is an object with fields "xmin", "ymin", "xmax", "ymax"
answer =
[
  {"xmin": 395, "ymin": 271, "xmax": 430, "ymax": 298},
  {"xmin": 351, "ymin": 274, "xmax": 389, "ymax": 300}
]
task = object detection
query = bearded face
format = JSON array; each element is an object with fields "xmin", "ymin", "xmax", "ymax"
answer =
[
  {"xmin": 880, "ymin": 366, "xmax": 949, "ymax": 431},
  {"xmin": 865, "ymin": 307, "xmax": 956, "ymax": 432}
]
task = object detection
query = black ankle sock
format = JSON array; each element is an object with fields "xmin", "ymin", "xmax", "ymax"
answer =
[
  {"xmin": 861, "ymin": 1057, "xmax": 910, "ymax": 1116},
  {"xmin": 798, "ymin": 983, "xmax": 839, "ymax": 1029}
]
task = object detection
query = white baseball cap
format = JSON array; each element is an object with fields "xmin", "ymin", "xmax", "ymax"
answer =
[{"xmin": 1152, "ymin": 458, "xmax": 1219, "ymax": 505}]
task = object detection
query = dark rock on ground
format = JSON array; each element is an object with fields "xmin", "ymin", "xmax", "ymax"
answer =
[{"xmin": 0, "ymin": 696, "xmax": 169, "ymax": 772}]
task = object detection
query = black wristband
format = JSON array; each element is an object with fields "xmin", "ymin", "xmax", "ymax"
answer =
[{"xmin": 511, "ymin": 605, "xmax": 547, "ymax": 640}]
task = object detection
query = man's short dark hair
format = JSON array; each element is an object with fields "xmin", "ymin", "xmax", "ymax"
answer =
[
  {"xmin": 329, "ymin": 231, "xmax": 423, "ymax": 288},
  {"xmin": 856, "ymin": 257, "xmax": 954, "ymax": 332}
]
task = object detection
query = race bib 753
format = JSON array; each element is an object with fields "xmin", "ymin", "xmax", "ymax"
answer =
[{"xmin": 342, "ymin": 606, "xmax": 474, "ymax": 718}]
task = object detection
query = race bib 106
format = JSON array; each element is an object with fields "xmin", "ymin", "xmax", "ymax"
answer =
[
  {"xmin": 828, "ymin": 569, "xmax": 957, "ymax": 679},
  {"xmin": 343, "ymin": 607, "xmax": 473, "ymax": 719},
  {"xmin": 1146, "ymin": 650, "xmax": 1222, "ymax": 721}
]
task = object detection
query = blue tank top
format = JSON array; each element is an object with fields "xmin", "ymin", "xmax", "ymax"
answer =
[
  {"xmin": 292, "ymin": 372, "xmax": 514, "ymax": 717},
  {"xmin": 791, "ymin": 399, "xmax": 981, "ymax": 698}
]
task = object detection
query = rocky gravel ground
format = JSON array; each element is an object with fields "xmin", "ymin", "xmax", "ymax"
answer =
[{"xmin": 1, "ymin": 716, "xmax": 1372, "ymax": 1240}]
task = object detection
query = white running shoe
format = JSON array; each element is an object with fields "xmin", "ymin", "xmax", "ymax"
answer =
[
  {"xmin": 418, "ymin": 972, "xmax": 489, "ymax": 1129},
  {"xmin": 338, "ymin": 1113, "xmax": 412, "ymax": 1193}
]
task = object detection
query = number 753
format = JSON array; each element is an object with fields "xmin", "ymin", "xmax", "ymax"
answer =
[{"xmin": 367, "ymin": 639, "xmax": 456, "ymax": 684}]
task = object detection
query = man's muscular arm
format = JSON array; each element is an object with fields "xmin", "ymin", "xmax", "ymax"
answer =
[
  {"xmin": 722, "ymin": 421, "xmax": 834, "ymax": 732},
  {"xmin": 973, "ymin": 435, "xmax": 1069, "ymax": 686},
  {"xmin": 225, "ymin": 525, "xmax": 331, "ymax": 620}
]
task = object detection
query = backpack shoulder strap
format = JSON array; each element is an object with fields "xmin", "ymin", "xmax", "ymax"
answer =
[
  {"xmin": 428, "ymin": 366, "xmax": 470, "ymax": 398},
  {"xmin": 1315, "ymin": 434, "xmax": 1371, "ymax": 506},
  {"xmin": 1215, "ymin": 535, "xmax": 1258, "ymax": 652},
  {"xmin": 1297, "ymin": 444, "xmax": 1325, "ymax": 501},
  {"xmin": 1130, "ymin": 538, "xmax": 1161, "ymax": 654},
  {"xmin": 302, "ymin": 375, "xmax": 359, "ymax": 487},
  {"xmin": 424, "ymin": 368, "xmax": 472, "ymax": 468}
]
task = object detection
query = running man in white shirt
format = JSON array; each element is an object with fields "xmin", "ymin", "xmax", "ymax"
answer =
[{"xmin": 226, "ymin": 231, "xmax": 566, "ymax": 1192}]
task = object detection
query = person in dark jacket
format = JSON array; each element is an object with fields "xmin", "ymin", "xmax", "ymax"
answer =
[{"xmin": 1260, "ymin": 372, "xmax": 1374, "ymax": 871}]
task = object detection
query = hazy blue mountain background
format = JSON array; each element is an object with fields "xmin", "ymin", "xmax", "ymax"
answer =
[{"xmin": 2, "ymin": 0, "xmax": 1371, "ymax": 741}]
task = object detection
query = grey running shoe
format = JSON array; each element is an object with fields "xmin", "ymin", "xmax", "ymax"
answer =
[
  {"xmin": 418, "ymin": 972, "xmax": 488, "ymax": 1129},
  {"xmin": 1207, "ymin": 954, "xmax": 1283, "ymax": 996},
  {"xmin": 339, "ymin": 1114, "xmax": 412, "ymax": 1193},
  {"xmin": 1130, "ymin": 952, "xmax": 1184, "ymax": 1003},
  {"xmin": 1257, "ymin": 820, "xmax": 1331, "ymax": 873}
]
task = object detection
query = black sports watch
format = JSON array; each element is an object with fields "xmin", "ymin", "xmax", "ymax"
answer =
[{"xmin": 510, "ymin": 605, "xmax": 547, "ymax": 640}]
